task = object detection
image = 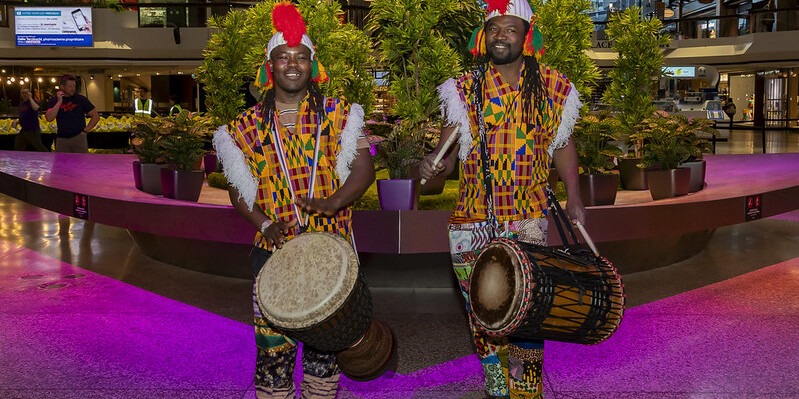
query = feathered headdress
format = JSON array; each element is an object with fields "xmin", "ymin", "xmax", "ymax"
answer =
[
  {"xmin": 467, "ymin": 0, "xmax": 545, "ymax": 60},
  {"xmin": 255, "ymin": 1, "xmax": 329, "ymax": 90}
]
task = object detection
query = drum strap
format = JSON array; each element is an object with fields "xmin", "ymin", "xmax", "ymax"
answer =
[
  {"xmin": 546, "ymin": 187, "xmax": 583, "ymax": 252},
  {"xmin": 268, "ymin": 105, "xmax": 325, "ymax": 233},
  {"xmin": 472, "ymin": 68, "xmax": 499, "ymax": 239}
]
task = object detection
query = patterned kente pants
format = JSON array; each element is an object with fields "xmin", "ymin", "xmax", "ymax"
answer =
[
  {"xmin": 449, "ymin": 219, "xmax": 548, "ymax": 398},
  {"xmin": 252, "ymin": 247, "xmax": 340, "ymax": 399}
]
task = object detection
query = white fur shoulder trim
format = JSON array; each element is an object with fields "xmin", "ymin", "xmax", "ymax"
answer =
[
  {"xmin": 437, "ymin": 78, "xmax": 473, "ymax": 161},
  {"xmin": 212, "ymin": 125, "xmax": 258, "ymax": 210},
  {"xmin": 548, "ymin": 82, "xmax": 583, "ymax": 156},
  {"xmin": 336, "ymin": 103, "xmax": 364, "ymax": 183}
]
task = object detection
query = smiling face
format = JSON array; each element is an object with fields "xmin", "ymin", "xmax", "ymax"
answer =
[
  {"xmin": 20, "ymin": 88, "xmax": 31, "ymax": 101},
  {"xmin": 485, "ymin": 15, "xmax": 527, "ymax": 65},
  {"xmin": 268, "ymin": 44, "xmax": 312, "ymax": 97}
]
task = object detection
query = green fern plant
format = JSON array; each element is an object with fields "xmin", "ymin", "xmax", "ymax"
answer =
[{"xmin": 573, "ymin": 113, "xmax": 624, "ymax": 175}]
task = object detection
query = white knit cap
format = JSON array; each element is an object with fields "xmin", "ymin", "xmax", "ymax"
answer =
[
  {"xmin": 266, "ymin": 32, "xmax": 316, "ymax": 60},
  {"xmin": 486, "ymin": 0, "xmax": 534, "ymax": 22}
]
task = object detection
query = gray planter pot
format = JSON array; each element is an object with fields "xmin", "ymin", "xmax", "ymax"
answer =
[
  {"xmin": 160, "ymin": 168, "xmax": 205, "ymax": 202},
  {"xmin": 135, "ymin": 162, "xmax": 167, "ymax": 195},
  {"xmin": 376, "ymin": 179, "xmax": 420, "ymax": 210},
  {"xmin": 646, "ymin": 168, "xmax": 691, "ymax": 200},
  {"xmin": 579, "ymin": 173, "xmax": 619, "ymax": 206},
  {"xmin": 680, "ymin": 160, "xmax": 707, "ymax": 193}
]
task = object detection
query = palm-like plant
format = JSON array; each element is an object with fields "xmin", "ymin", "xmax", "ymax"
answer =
[
  {"xmin": 602, "ymin": 6, "xmax": 670, "ymax": 147},
  {"xmin": 632, "ymin": 112, "xmax": 713, "ymax": 170},
  {"xmin": 133, "ymin": 111, "xmax": 215, "ymax": 172},
  {"xmin": 573, "ymin": 113, "xmax": 624, "ymax": 175},
  {"xmin": 367, "ymin": 0, "xmax": 481, "ymax": 179}
]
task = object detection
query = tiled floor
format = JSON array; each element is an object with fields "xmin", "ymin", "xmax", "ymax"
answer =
[{"xmin": 1, "ymin": 128, "xmax": 798, "ymax": 398}]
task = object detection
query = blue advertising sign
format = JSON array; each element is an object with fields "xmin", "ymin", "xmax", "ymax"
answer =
[{"xmin": 15, "ymin": 7, "xmax": 93, "ymax": 47}]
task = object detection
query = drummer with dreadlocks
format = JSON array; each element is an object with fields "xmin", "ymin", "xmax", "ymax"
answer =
[
  {"xmin": 419, "ymin": 0, "xmax": 585, "ymax": 397},
  {"xmin": 213, "ymin": 2, "xmax": 374, "ymax": 397}
]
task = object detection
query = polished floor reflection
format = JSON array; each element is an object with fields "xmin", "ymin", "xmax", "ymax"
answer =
[{"xmin": 1, "ymin": 129, "xmax": 798, "ymax": 398}]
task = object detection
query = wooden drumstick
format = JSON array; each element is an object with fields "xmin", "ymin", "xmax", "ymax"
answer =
[
  {"xmin": 420, "ymin": 126, "xmax": 460, "ymax": 185},
  {"xmin": 575, "ymin": 221, "xmax": 600, "ymax": 257}
]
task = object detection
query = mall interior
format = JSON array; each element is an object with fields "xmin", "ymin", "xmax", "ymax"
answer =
[{"xmin": 1, "ymin": 0, "xmax": 798, "ymax": 398}]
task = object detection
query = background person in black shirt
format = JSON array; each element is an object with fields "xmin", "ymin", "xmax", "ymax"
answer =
[
  {"xmin": 45, "ymin": 74, "xmax": 99, "ymax": 153},
  {"xmin": 13, "ymin": 87, "xmax": 48, "ymax": 151}
]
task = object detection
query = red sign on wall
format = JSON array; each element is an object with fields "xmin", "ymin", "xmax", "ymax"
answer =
[
  {"xmin": 745, "ymin": 194, "xmax": 762, "ymax": 221},
  {"xmin": 73, "ymin": 193, "xmax": 89, "ymax": 220}
]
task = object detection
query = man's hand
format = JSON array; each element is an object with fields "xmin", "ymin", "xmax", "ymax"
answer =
[
  {"xmin": 419, "ymin": 152, "xmax": 446, "ymax": 181},
  {"xmin": 262, "ymin": 219, "xmax": 298, "ymax": 249},
  {"xmin": 565, "ymin": 196, "xmax": 586, "ymax": 227},
  {"xmin": 55, "ymin": 91, "xmax": 64, "ymax": 104},
  {"xmin": 295, "ymin": 196, "xmax": 342, "ymax": 217}
]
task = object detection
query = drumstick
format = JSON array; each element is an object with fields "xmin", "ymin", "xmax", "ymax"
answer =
[
  {"xmin": 420, "ymin": 126, "xmax": 460, "ymax": 185},
  {"xmin": 575, "ymin": 221, "xmax": 600, "ymax": 257}
]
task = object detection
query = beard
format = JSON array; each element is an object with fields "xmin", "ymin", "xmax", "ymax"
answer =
[{"xmin": 486, "ymin": 40, "xmax": 523, "ymax": 65}]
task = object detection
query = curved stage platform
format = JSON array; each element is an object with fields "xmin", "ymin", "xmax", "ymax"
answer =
[{"xmin": 2, "ymin": 151, "xmax": 798, "ymax": 280}]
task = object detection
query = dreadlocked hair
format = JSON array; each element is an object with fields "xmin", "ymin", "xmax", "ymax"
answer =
[
  {"xmin": 261, "ymin": 78, "xmax": 326, "ymax": 127},
  {"xmin": 472, "ymin": 55, "xmax": 547, "ymax": 126},
  {"xmin": 519, "ymin": 55, "xmax": 547, "ymax": 125}
]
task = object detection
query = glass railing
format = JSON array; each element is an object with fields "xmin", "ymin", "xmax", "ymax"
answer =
[{"xmin": 592, "ymin": 6, "xmax": 799, "ymax": 41}]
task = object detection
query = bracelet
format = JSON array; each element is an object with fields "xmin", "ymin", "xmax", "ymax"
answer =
[{"xmin": 259, "ymin": 219, "xmax": 273, "ymax": 235}]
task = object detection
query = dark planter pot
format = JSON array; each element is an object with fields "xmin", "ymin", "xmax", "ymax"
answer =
[
  {"xmin": 136, "ymin": 162, "xmax": 167, "ymax": 195},
  {"xmin": 646, "ymin": 168, "xmax": 691, "ymax": 200},
  {"xmin": 681, "ymin": 160, "xmax": 707, "ymax": 193},
  {"xmin": 160, "ymin": 168, "xmax": 205, "ymax": 202},
  {"xmin": 618, "ymin": 157, "xmax": 648, "ymax": 190},
  {"xmin": 203, "ymin": 153, "xmax": 219, "ymax": 177},
  {"xmin": 132, "ymin": 161, "xmax": 143, "ymax": 190},
  {"xmin": 547, "ymin": 167, "xmax": 559, "ymax": 190},
  {"xmin": 376, "ymin": 179, "xmax": 420, "ymax": 210},
  {"xmin": 579, "ymin": 173, "xmax": 619, "ymax": 206}
]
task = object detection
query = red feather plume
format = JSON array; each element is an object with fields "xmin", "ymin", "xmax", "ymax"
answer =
[
  {"xmin": 272, "ymin": 2, "xmax": 307, "ymax": 47},
  {"xmin": 486, "ymin": 0, "xmax": 512, "ymax": 14}
]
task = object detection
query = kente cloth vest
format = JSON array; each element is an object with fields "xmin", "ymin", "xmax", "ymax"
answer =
[
  {"xmin": 220, "ymin": 98, "xmax": 363, "ymax": 248},
  {"xmin": 437, "ymin": 63, "xmax": 581, "ymax": 224}
]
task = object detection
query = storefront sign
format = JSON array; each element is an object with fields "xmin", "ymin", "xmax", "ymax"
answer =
[
  {"xmin": 745, "ymin": 194, "xmax": 762, "ymax": 221},
  {"xmin": 73, "ymin": 193, "xmax": 90, "ymax": 220},
  {"xmin": 663, "ymin": 66, "xmax": 696, "ymax": 78},
  {"xmin": 15, "ymin": 7, "xmax": 93, "ymax": 47}
]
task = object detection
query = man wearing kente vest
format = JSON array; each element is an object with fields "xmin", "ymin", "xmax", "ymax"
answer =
[
  {"xmin": 134, "ymin": 87, "xmax": 153, "ymax": 117},
  {"xmin": 212, "ymin": 3, "xmax": 374, "ymax": 398},
  {"xmin": 419, "ymin": 0, "xmax": 585, "ymax": 397}
]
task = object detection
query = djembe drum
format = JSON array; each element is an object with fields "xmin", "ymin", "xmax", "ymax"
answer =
[
  {"xmin": 469, "ymin": 238, "xmax": 624, "ymax": 344},
  {"xmin": 255, "ymin": 232, "xmax": 396, "ymax": 381}
]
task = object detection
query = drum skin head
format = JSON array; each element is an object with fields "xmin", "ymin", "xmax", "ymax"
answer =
[
  {"xmin": 469, "ymin": 241, "xmax": 524, "ymax": 331},
  {"xmin": 256, "ymin": 232, "xmax": 359, "ymax": 329}
]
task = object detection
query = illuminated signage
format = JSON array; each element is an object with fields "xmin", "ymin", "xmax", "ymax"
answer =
[
  {"xmin": 15, "ymin": 7, "xmax": 93, "ymax": 47},
  {"xmin": 663, "ymin": 66, "xmax": 696, "ymax": 78}
]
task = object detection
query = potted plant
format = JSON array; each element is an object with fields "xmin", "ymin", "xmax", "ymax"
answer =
[
  {"xmin": 573, "ymin": 113, "xmax": 624, "ymax": 206},
  {"xmin": 156, "ymin": 111, "xmax": 215, "ymax": 202},
  {"xmin": 602, "ymin": 6, "xmax": 670, "ymax": 190},
  {"xmin": 367, "ymin": 0, "xmax": 479, "ymax": 210},
  {"xmin": 671, "ymin": 115, "xmax": 716, "ymax": 192},
  {"xmin": 131, "ymin": 116, "xmax": 167, "ymax": 195},
  {"xmin": 632, "ymin": 112, "xmax": 695, "ymax": 200}
]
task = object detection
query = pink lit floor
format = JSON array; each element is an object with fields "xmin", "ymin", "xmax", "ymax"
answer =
[{"xmin": 1, "ymin": 195, "xmax": 798, "ymax": 398}]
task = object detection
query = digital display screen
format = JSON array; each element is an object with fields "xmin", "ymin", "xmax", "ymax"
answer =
[
  {"xmin": 663, "ymin": 66, "xmax": 696, "ymax": 78},
  {"xmin": 15, "ymin": 7, "xmax": 93, "ymax": 47}
]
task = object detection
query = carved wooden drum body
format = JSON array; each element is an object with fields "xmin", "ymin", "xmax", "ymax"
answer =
[
  {"xmin": 255, "ymin": 232, "xmax": 395, "ymax": 381},
  {"xmin": 469, "ymin": 238, "xmax": 625, "ymax": 345}
]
